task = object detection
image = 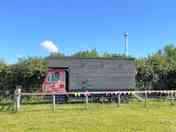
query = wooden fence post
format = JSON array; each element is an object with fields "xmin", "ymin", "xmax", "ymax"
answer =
[
  {"xmin": 13, "ymin": 90, "xmax": 16, "ymax": 111},
  {"xmin": 85, "ymin": 95, "xmax": 88, "ymax": 109},
  {"xmin": 170, "ymin": 91, "xmax": 174, "ymax": 105},
  {"xmin": 52, "ymin": 93, "xmax": 56, "ymax": 112},
  {"xmin": 117, "ymin": 93, "xmax": 121, "ymax": 107},
  {"xmin": 144, "ymin": 91, "xmax": 148, "ymax": 107},
  {"xmin": 16, "ymin": 88, "xmax": 21, "ymax": 112}
]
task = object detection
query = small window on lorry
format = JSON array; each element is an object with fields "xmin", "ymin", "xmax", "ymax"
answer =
[{"xmin": 48, "ymin": 72, "xmax": 60, "ymax": 82}]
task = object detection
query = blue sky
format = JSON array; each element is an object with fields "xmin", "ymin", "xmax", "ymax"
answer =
[{"xmin": 0, "ymin": 0, "xmax": 176, "ymax": 63}]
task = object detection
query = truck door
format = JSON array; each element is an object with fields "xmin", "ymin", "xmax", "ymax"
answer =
[{"xmin": 43, "ymin": 69, "xmax": 66, "ymax": 93}]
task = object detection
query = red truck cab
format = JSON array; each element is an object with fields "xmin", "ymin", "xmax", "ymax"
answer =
[{"xmin": 42, "ymin": 68, "xmax": 66, "ymax": 93}]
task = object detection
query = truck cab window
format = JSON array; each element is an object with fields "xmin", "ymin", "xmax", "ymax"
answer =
[{"xmin": 48, "ymin": 72, "xmax": 60, "ymax": 82}]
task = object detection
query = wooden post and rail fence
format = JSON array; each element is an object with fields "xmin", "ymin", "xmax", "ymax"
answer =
[{"xmin": 14, "ymin": 89, "xmax": 176, "ymax": 112}]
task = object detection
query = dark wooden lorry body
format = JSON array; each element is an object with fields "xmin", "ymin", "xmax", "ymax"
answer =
[{"xmin": 48, "ymin": 58, "xmax": 136, "ymax": 92}]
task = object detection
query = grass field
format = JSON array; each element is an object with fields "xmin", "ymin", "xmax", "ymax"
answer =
[{"xmin": 0, "ymin": 101, "xmax": 176, "ymax": 132}]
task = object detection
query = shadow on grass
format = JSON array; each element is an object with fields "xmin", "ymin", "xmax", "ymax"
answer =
[
  {"xmin": 0, "ymin": 103, "xmax": 16, "ymax": 113},
  {"xmin": 22, "ymin": 104, "xmax": 87, "ymax": 113},
  {"xmin": 1, "ymin": 99, "xmax": 175, "ymax": 113}
]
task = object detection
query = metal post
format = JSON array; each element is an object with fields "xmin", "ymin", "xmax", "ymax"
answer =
[
  {"xmin": 117, "ymin": 93, "xmax": 121, "ymax": 107},
  {"xmin": 16, "ymin": 88, "xmax": 21, "ymax": 112},
  {"xmin": 124, "ymin": 32, "xmax": 128, "ymax": 56},
  {"xmin": 52, "ymin": 94, "xmax": 56, "ymax": 112},
  {"xmin": 144, "ymin": 91, "xmax": 148, "ymax": 107}
]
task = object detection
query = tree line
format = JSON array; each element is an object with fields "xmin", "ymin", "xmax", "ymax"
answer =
[{"xmin": 1, "ymin": 44, "xmax": 176, "ymax": 92}]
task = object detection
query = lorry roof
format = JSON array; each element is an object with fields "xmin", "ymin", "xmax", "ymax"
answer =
[{"xmin": 46, "ymin": 57, "xmax": 135, "ymax": 61}]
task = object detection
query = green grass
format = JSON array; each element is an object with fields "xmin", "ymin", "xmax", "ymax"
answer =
[{"xmin": 0, "ymin": 101, "xmax": 176, "ymax": 132}]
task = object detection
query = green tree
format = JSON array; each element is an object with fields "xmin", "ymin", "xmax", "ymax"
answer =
[
  {"xmin": 136, "ymin": 44, "xmax": 176, "ymax": 90},
  {"xmin": 72, "ymin": 49, "xmax": 99, "ymax": 58},
  {"xmin": 0, "ymin": 61, "xmax": 11, "ymax": 91},
  {"xmin": 46, "ymin": 53, "xmax": 65, "ymax": 59},
  {"xmin": 12, "ymin": 57, "xmax": 48, "ymax": 92}
]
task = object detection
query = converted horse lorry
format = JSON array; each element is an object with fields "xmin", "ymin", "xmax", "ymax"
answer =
[{"xmin": 42, "ymin": 58, "xmax": 136, "ymax": 95}]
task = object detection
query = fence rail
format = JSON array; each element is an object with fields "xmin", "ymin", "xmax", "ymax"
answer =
[
  {"xmin": 20, "ymin": 90, "xmax": 176, "ymax": 96},
  {"xmin": 12, "ymin": 89, "xmax": 176, "ymax": 112}
]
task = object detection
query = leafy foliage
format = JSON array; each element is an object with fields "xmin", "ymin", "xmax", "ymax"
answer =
[
  {"xmin": 136, "ymin": 44, "xmax": 176, "ymax": 90},
  {"xmin": 45, "ymin": 53, "xmax": 65, "ymax": 59},
  {"xmin": 72, "ymin": 49, "xmax": 99, "ymax": 58},
  {"xmin": 0, "ymin": 61, "xmax": 11, "ymax": 91},
  {"xmin": 1, "ymin": 57, "xmax": 48, "ymax": 92},
  {"xmin": 16, "ymin": 57, "xmax": 48, "ymax": 92}
]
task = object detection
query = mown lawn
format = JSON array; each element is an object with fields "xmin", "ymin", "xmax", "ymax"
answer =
[{"xmin": 0, "ymin": 101, "xmax": 176, "ymax": 132}]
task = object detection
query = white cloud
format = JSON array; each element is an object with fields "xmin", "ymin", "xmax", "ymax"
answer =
[
  {"xmin": 16, "ymin": 54, "xmax": 24, "ymax": 58},
  {"xmin": 40, "ymin": 40, "xmax": 59, "ymax": 53}
]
